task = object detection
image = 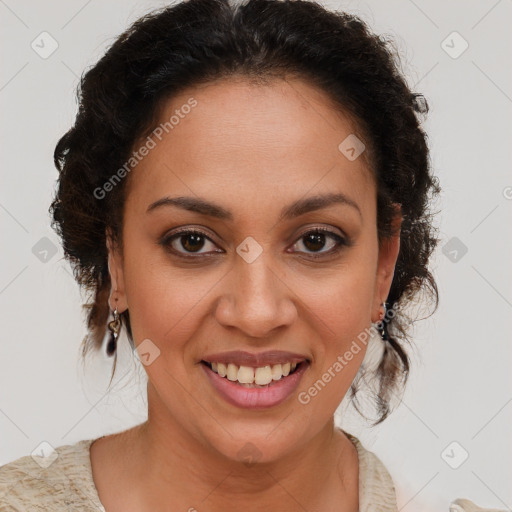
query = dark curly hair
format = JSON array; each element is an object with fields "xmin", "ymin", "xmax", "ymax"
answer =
[{"xmin": 49, "ymin": 0, "xmax": 440, "ymax": 426}]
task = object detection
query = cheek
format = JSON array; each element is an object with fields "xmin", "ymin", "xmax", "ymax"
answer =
[
  {"xmin": 294, "ymin": 277, "xmax": 374, "ymax": 414},
  {"xmin": 305, "ymin": 256, "xmax": 377, "ymax": 337},
  {"xmin": 122, "ymin": 247, "xmax": 218, "ymax": 352},
  {"xmin": 309, "ymin": 279, "xmax": 373, "ymax": 383},
  {"xmin": 297, "ymin": 244, "xmax": 377, "ymax": 382}
]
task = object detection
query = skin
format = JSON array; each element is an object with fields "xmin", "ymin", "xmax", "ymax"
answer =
[{"xmin": 91, "ymin": 75, "xmax": 402, "ymax": 512}]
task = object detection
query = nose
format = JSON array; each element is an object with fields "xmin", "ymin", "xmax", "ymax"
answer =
[{"xmin": 214, "ymin": 249, "xmax": 297, "ymax": 339}]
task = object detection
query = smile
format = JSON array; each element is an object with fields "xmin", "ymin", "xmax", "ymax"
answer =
[
  {"xmin": 200, "ymin": 360, "xmax": 309, "ymax": 409},
  {"xmin": 204, "ymin": 360, "xmax": 299, "ymax": 385}
]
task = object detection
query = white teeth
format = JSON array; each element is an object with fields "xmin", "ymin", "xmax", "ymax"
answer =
[
  {"xmin": 237, "ymin": 366, "xmax": 254, "ymax": 384},
  {"xmin": 227, "ymin": 363, "xmax": 238, "ymax": 381},
  {"xmin": 271, "ymin": 364, "xmax": 282, "ymax": 381},
  {"xmin": 217, "ymin": 362, "xmax": 227, "ymax": 378},
  {"xmin": 254, "ymin": 366, "xmax": 273, "ymax": 385},
  {"xmin": 207, "ymin": 360, "xmax": 302, "ymax": 384}
]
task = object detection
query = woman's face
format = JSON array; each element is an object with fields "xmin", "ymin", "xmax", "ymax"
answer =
[{"xmin": 107, "ymin": 76, "xmax": 400, "ymax": 463}]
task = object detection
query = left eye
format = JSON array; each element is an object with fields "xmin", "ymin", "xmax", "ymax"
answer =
[{"xmin": 291, "ymin": 228, "xmax": 346, "ymax": 257}]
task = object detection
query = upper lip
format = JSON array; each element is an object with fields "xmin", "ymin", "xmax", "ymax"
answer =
[{"xmin": 202, "ymin": 350, "xmax": 310, "ymax": 367}]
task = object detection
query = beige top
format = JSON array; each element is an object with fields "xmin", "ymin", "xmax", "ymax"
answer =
[
  {"xmin": 0, "ymin": 430, "xmax": 502, "ymax": 511},
  {"xmin": 0, "ymin": 429, "xmax": 394, "ymax": 511}
]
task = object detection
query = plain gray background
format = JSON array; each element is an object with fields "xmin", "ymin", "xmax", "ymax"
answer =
[{"xmin": 1, "ymin": 0, "xmax": 511, "ymax": 510}]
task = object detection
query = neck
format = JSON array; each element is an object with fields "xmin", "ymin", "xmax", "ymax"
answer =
[{"xmin": 121, "ymin": 384, "xmax": 358, "ymax": 511}]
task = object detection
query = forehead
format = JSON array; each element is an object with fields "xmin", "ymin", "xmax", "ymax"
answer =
[{"xmin": 125, "ymin": 76, "xmax": 375, "ymax": 218}]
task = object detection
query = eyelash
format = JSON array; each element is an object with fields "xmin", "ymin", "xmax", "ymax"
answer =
[{"xmin": 159, "ymin": 226, "xmax": 349, "ymax": 261}]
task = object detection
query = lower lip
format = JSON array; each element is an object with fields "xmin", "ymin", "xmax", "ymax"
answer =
[{"xmin": 201, "ymin": 362, "xmax": 309, "ymax": 410}]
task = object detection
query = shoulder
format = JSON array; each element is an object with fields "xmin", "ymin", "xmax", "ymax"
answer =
[
  {"xmin": 341, "ymin": 430, "xmax": 398, "ymax": 512},
  {"xmin": 0, "ymin": 439, "xmax": 103, "ymax": 511}
]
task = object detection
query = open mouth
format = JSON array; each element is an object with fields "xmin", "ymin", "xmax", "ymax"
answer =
[
  {"xmin": 200, "ymin": 360, "xmax": 305, "ymax": 388},
  {"xmin": 200, "ymin": 359, "xmax": 310, "ymax": 409}
]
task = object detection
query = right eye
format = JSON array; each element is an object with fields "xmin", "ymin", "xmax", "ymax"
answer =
[{"xmin": 160, "ymin": 228, "xmax": 223, "ymax": 258}]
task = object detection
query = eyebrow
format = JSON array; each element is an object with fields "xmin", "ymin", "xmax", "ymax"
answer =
[{"xmin": 146, "ymin": 192, "xmax": 362, "ymax": 221}]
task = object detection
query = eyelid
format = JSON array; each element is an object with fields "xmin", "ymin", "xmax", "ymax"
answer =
[{"xmin": 294, "ymin": 224, "xmax": 346, "ymax": 240}]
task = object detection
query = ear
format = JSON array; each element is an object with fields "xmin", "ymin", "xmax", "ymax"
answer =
[
  {"xmin": 371, "ymin": 204, "xmax": 402, "ymax": 323},
  {"xmin": 106, "ymin": 227, "xmax": 128, "ymax": 313}
]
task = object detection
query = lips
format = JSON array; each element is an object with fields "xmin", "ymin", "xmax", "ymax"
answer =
[
  {"xmin": 201, "ymin": 350, "xmax": 310, "ymax": 367},
  {"xmin": 201, "ymin": 358, "xmax": 310, "ymax": 409}
]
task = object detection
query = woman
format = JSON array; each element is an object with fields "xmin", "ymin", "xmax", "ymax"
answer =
[{"xmin": 0, "ymin": 0, "xmax": 499, "ymax": 510}]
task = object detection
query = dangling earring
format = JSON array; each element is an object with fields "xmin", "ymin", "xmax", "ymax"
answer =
[
  {"xmin": 377, "ymin": 301, "xmax": 389, "ymax": 342},
  {"xmin": 106, "ymin": 300, "xmax": 121, "ymax": 357},
  {"xmin": 378, "ymin": 301, "xmax": 387, "ymax": 321}
]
